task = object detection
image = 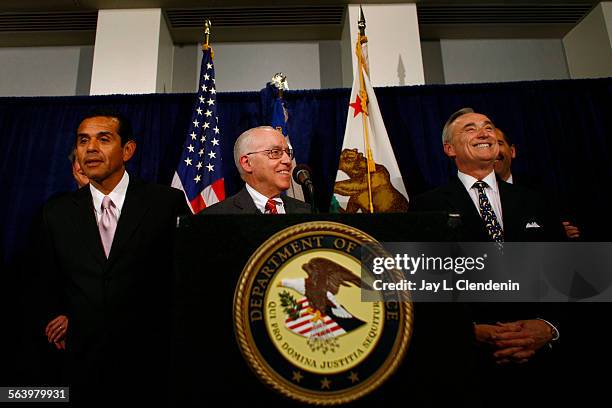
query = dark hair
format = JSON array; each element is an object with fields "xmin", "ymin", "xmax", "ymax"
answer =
[
  {"xmin": 496, "ymin": 127, "xmax": 514, "ymax": 146},
  {"xmin": 76, "ymin": 109, "xmax": 133, "ymax": 146}
]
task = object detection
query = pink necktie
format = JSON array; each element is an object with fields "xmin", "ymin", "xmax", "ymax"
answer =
[{"xmin": 99, "ymin": 196, "xmax": 117, "ymax": 257}]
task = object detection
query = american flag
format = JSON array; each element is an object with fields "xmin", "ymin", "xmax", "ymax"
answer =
[{"xmin": 172, "ymin": 45, "xmax": 225, "ymax": 213}]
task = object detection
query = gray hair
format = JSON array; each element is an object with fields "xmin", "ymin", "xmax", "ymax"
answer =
[
  {"xmin": 442, "ymin": 107, "xmax": 474, "ymax": 144},
  {"xmin": 233, "ymin": 125, "xmax": 280, "ymax": 178}
]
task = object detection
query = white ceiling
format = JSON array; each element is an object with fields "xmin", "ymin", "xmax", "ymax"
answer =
[{"xmin": 0, "ymin": 1, "xmax": 600, "ymax": 46}]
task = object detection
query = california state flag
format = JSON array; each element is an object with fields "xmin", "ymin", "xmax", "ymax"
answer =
[{"xmin": 331, "ymin": 18, "xmax": 409, "ymax": 213}]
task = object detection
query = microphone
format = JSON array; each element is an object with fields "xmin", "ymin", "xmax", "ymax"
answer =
[
  {"xmin": 292, "ymin": 164, "xmax": 316, "ymax": 213},
  {"xmin": 292, "ymin": 164, "xmax": 313, "ymax": 188}
]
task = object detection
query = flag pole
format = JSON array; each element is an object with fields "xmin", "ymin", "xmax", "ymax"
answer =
[{"xmin": 357, "ymin": 7, "xmax": 375, "ymax": 213}]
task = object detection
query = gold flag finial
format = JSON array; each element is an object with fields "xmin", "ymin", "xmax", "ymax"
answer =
[
  {"xmin": 203, "ymin": 19, "xmax": 212, "ymax": 50},
  {"xmin": 271, "ymin": 72, "xmax": 289, "ymax": 98}
]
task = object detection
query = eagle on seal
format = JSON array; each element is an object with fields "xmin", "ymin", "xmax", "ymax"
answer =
[{"xmin": 279, "ymin": 257, "xmax": 372, "ymax": 331}]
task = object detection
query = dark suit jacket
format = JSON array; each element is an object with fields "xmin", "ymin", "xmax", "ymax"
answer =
[
  {"xmin": 411, "ymin": 177, "xmax": 561, "ymax": 242},
  {"xmin": 34, "ymin": 177, "xmax": 188, "ymax": 404},
  {"xmin": 411, "ymin": 176, "xmax": 564, "ymax": 401},
  {"xmin": 199, "ymin": 186, "xmax": 312, "ymax": 214},
  {"xmin": 412, "ymin": 177, "xmax": 562, "ymax": 319}
]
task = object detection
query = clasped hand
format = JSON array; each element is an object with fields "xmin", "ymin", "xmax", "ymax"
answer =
[
  {"xmin": 45, "ymin": 315, "xmax": 68, "ymax": 350},
  {"xmin": 474, "ymin": 320, "xmax": 553, "ymax": 364}
]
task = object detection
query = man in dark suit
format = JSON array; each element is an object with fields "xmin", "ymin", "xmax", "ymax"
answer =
[
  {"xmin": 494, "ymin": 127, "xmax": 580, "ymax": 239},
  {"xmin": 201, "ymin": 126, "xmax": 311, "ymax": 214},
  {"xmin": 33, "ymin": 110, "xmax": 189, "ymax": 406},
  {"xmin": 411, "ymin": 108, "xmax": 562, "ymax": 403}
]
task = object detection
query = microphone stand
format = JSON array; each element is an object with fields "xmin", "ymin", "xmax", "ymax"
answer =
[{"xmin": 303, "ymin": 182, "xmax": 318, "ymax": 214}]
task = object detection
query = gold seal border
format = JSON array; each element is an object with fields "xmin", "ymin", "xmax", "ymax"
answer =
[{"xmin": 233, "ymin": 221, "xmax": 414, "ymax": 405}]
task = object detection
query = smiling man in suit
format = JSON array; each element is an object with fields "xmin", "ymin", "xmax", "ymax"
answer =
[
  {"xmin": 34, "ymin": 110, "xmax": 188, "ymax": 406},
  {"xmin": 411, "ymin": 108, "xmax": 562, "ymax": 403},
  {"xmin": 200, "ymin": 126, "xmax": 311, "ymax": 214}
]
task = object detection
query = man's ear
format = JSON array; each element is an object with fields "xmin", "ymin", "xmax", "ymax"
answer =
[
  {"xmin": 122, "ymin": 140, "xmax": 137, "ymax": 162},
  {"xmin": 443, "ymin": 142, "xmax": 456, "ymax": 158},
  {"xmin": 239, "ymin": 155, "xmax": 252, "ymax": 174},
  {"xmin": 510, "ymin": 145, "xmax": 516, "ymax": 159}
]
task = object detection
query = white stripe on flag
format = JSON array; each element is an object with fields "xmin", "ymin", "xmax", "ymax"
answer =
[
  {"xmin": 201, "ymin": 184, "xmax": 220, "ymax": 207},
  {"xmin": 171, "ymin": 172, "xmax": 195, "ymax": 213}
]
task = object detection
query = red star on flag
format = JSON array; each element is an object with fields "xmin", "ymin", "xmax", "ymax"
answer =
[{"xmin": 349, "ymin": 95, "xmax": 364, "ymax": 117}]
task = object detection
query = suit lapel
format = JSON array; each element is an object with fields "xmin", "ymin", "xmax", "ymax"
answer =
[
  {"xmin": 447, "ymin": 178, "xmax": 482, "ymax": 223},
  {"xmin": 281, "ymin": 196, "xmax": 294, "ymax": 214},
  {"xmin": 498, "ymin": 180, "xmax": 521, "ymax": 240},
  {"xmin": 446, "ymin": 178, "xmax": 490, "ymax": 240},
  {"xmin": 281, "ymin": 196, "xmax": 308, "ymax": 214},
  {"xmin": 107, "ymin": 178, "xmax": 151, "ymax": 264},
  {"xmin": 73, "ymin": 186, "xmax": 106, "ymax": 266},
  {"xmin": 233, "ymin": 187, "xmax": 261, "ymax": 213}
]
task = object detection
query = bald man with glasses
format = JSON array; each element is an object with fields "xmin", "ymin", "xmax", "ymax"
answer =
[{"xmin": 200, "ymin": 126, "xmax": 311, "ymax": 214}]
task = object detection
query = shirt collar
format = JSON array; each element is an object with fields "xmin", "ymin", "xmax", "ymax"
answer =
[
  {"xmin": 457, "ymin": 170, "xmax": 498, "ymax": 193},
  {"xmin": 245, "ymin": 183, "xmax": 283, "ymax": 213},
  {"xmin": 90, "ymin": 171, "xmax": 130, "ymax": 214}
]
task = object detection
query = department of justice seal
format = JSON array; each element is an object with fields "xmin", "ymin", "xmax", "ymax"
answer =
[{"xmin": 233, "ymin": 221, "xmax": 413, "ymax": 405}]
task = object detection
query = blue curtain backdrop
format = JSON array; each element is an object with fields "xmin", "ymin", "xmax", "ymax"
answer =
[{"xmin": 1, "ymin": 77, "xmax": 611, "ymax": 264}]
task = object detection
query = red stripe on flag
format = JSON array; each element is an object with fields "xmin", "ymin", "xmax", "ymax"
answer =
[
  {"xmin": 297, "ymin": 323, "xmax": 342, "ymax": 336},
  {"xmin": 212, "ymin": 179, "xmax": 225, "ymax": 200},
  {"xmin": 297, "ymin": 326, "xmax": 313, "ymax": 335},
  {"xmin": 298, "ymin": 308, "xmax": 313, "ymax": 317},
  {"xmin": 287, "ymin": 318, "xmax": 312, "ymax": 330},
  {"xmin": 190, "ymin": 195, "xmax": 206, "ymax": 213},
  {"xmin": 291, "ymin": 316, "xmax": 334, "ymax": 329}
]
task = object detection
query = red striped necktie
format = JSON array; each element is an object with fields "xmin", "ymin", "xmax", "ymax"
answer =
[{"xmin": 265, "ymin": 198, "xmax": 279, "ymax": 214}]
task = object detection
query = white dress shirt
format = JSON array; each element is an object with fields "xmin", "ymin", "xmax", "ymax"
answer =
[
  {"xmin": 457, "ymin": 170, "xmax": 504, "ymax": 229},
  {"xmin": 90, "ymin": 170, "xmax": 130, "ymax": 224},
  {"xmin": 245, "ymin": 183, "xmax": 286, "ymax": 214}
]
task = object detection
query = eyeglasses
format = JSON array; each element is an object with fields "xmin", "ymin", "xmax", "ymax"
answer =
[{"xmin": 245, "ymin": 148, "xmax": 294, "ymax": 160}]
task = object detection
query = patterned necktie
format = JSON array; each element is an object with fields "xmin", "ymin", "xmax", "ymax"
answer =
[
  {"xmin": 472, "ymin": 181, "xmax": 504, "ymax": 242},
  {"xmin": 99, "ymin": 196, "xmax": 118, "ymax": 257},
  {"xmin": 265, "ymin": 198, "xmax": 279, "ymax": 214}
]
